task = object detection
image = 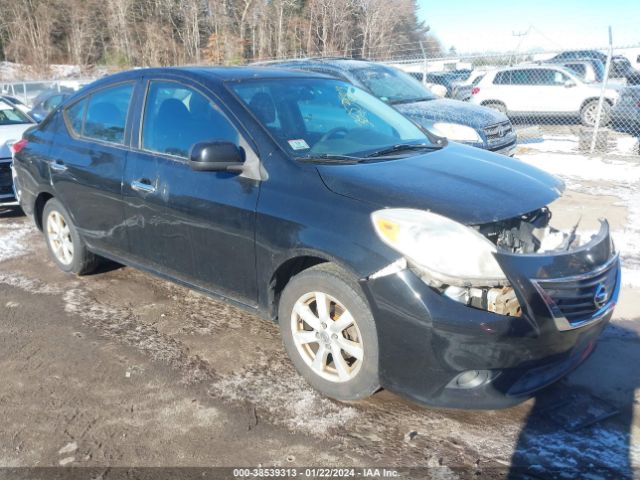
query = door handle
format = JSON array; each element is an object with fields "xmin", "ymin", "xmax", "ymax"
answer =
[
  {"xmin": 50, "ymin": 160, "xmax": 67, "ymax": 172},
  {"xmin": 131, "ymin": 179, "xmax": 156, "ymax": 193}
]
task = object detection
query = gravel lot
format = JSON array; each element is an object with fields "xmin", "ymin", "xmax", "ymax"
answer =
[{"xmin": 0, "ymin": 149, "xmax": 639, "ymax": 478}]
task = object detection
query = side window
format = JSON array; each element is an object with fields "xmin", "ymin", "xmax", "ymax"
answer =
[
  {"xmin": 493, "ymin": 71, "xmax": 511, "ymax": 85},
  {"xmin": 511, "ymin": 70, "xmax": 531, "ymax": 85},
  {"xmin": 66, "ymin": 98, "xmax": 87, "ymax": 135},
  {"xmin": 83, "ymin": 83, "xmax": 133, "ymax": 144},
  {"xmin": 142, "ymin": 81, "xmax": 239, "ymax": 158}
]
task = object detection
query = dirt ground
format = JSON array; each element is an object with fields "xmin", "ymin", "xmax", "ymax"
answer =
[{"xmin": 1, "ymin": 176, "xmax": 639, "ymax": 478}]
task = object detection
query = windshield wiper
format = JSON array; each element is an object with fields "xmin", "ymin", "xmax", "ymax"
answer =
[
  {"xmin": 365, "ymin": 143, "xmax": 441, "ymax": 158},
  {"xmin": 389, "ymin": 97, "xmax": 435, "ymax": 105},
  {"xmin": 299, "ymin": 153, "xmax": 364, "ymax": 164}
]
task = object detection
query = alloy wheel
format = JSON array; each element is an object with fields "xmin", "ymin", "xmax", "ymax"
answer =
[
  {"xmin": 47, "ymin": 210, "xmax": 74, "ymax": 265},
  {"xmin": 583, "ymin": 103, "xmax": 599, "ymax": 126},
  {"xmin": 290, "ymin": 291, "xmax": 364, "ymax": 383}
]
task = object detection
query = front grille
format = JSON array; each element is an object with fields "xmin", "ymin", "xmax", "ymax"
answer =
[
  {"xmin": 536, "ymin": 257, "xmax": 619, "ymax": 325},
  {"xmin": 484, "ymin": 121, "xmax": 514, "ymax": 142}
]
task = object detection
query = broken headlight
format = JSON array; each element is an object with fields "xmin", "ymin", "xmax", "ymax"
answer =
[{"xmin": 371, "ymin": 209, "xmax": 508, "ymax": 288}]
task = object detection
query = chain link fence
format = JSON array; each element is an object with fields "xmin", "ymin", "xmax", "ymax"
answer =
[{"xmin": 384, "ymin": 46, "xmax": 640, "ymax": 159}]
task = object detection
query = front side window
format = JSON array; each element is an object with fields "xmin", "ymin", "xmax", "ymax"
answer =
[
  {"xmin": 0, "ymin": 101, "xmax": 32, "ymax": 125},
  {"xmin": 81, "ymin": 83, "xmax": 133, "ymax": 144},
  {"xmin": 351, "ymin": 66, "xmax": 437, "ymax": 104},
  {"xmin": 231, "ymin": 78, "xmax": 430, "ymax": 158},
  {"xmin": 142, "ymin": 81, "xmax": 239, "ymax": 157}
]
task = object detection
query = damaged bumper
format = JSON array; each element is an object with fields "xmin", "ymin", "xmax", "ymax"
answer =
[{"xmin": 360, "ymin": 221, "xmax": 620, "ymax": 409}]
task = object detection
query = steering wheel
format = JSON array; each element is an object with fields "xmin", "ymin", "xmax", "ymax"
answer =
[{"xmin": 316, "ymin": 127, "xmax": 349, "ymax": 145}]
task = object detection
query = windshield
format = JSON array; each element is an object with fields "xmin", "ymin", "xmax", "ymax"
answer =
[
  {"xmin": 350, "ymin": 66, "xmax": 437, "ymax": 104},
  {"xmin": 0, "ymin": 101, "xmax": 31, "ymax": 125},
  {"xmin": 230, "ymin": 78, "xmax": 431, "ymax": 158}
]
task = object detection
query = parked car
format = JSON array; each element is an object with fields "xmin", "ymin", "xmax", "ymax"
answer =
[
  {"xmin": 28, "ymin": 89, "xmax": 72, "ymax": 122},
  {"xmin": 0, "ymin": 94, "xmax": 32, "ymax": 117},
  {"xmin": 471, "ymin": 65, "xmax": 620, "ymax": 127},
  {"xmin": 551, "ymin": 50, "xmax": 640, "ymax": 83},
  {"xmin": 254, "ymin": 58, "xmax": 516, "ymax": 155},
  {"xmin": 548, "ymin": 60, "xmax": 603, "ymax": 83},
  {"xmin": 423, "ymin": 72, "xmax": 474, "ymax": 100},
  {"xmin": 13, "ymin": 67, "xmax": 620, "ymax": 409},
  {"xmin": 0, "ymin": 99, "xmax": 35, "ymax": 204}
]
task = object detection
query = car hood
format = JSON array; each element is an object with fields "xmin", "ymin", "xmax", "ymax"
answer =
[
  {"xmin": 317, "ymin": 143, "xmax": 564, "ymax": 225},
  {"xmin": 0, "ymin": 123, "xmax": 33, "ymax": 159},
  {"xmin": 394, "ymin": 98, "xmax": 508, "ymax": 130}
]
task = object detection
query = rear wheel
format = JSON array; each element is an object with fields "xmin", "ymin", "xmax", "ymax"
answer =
[
  {"xmin": 43, "ymin": 198, "xmax": 99, "ymax": 275},
  {"xmin": 278, "ymin": 263, "xmax": 380, "ymax": 401}
]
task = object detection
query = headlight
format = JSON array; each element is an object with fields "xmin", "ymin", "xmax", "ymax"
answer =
[
  {"xmin": 430, "ymin": 122, "xmax": 481, "ymax": 142},
  {"xmin": 371, "ymin": 208, "xmax": 508, "ymax": 287}
]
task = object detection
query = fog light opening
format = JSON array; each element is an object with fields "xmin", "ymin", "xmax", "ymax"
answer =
[{"xmin": 447, "ymin": 369, "xmax": 492, "ymax": 390}]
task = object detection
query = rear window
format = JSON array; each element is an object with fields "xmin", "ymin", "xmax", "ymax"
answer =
[{"xmin": 493, "ymin": 71, "xmax": 511, "ymax": 85}]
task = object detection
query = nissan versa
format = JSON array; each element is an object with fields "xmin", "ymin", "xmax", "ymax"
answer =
[{"xmin": 13, "ymin": 67, "xmax": 620, "ymax": 409}]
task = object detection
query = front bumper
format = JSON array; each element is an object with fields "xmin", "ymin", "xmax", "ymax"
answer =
[{"xmin": 360, "ymin": 222, "xmax": 619, "ymax": 409}]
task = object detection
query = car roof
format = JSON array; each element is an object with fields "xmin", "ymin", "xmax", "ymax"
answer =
[
  {"xmin": 250, "ymin": 57, "xmax": 381, "ymax": 72},
  {"xmin": 77, "ymin": 66, "xmax": 334, "ymax": 94}
]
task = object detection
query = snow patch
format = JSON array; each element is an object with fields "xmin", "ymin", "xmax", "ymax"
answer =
[
  {"xmin": 208, "ymin": 359, "xmax": 359, "ymax": 438},
  {"xmin": 0, "ymin": 222, "xmax": 34, "ymax": 262}
]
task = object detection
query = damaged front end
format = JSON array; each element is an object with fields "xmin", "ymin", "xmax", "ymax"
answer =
[{"xmin": 370, "ymin": 205, "xmax": 620, "ymax": 329}]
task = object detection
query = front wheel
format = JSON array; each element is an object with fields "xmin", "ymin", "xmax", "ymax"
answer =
[
  {"xmin": 43, "ymin": 198, "xmax": 99, "ymax": 275},
  {"xmin": 581, "ymin": 99, "xmax": 611, "ymax": 127},
  {"xmin": 278, "ymin": 263, "xmax": 380, "ymax": 401}
]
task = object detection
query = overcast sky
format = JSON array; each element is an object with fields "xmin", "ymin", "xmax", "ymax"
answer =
[{"xmin": 416, "ymin": 0, "xmax": 639, "ymax": 54}]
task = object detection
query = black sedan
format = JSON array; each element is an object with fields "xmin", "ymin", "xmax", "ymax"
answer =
[{"xmin": 13, "ymin": 67, "xmax": 620, "ymax": 409}]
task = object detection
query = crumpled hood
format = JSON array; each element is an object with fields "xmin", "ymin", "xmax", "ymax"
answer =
[
  {"xmin": 0, "ymin": 124, "xmax": 33, "ymax": 159},
  {"xmin": 394, "ymin": 98, "xmax": 508, "ymax": 130},
  {"xmin": 317, "ymin": 143, "xmax": 564, "ymax": 225}
]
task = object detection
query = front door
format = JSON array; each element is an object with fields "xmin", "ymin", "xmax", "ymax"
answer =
[{"xmin": 123, "ymin": 78, "xmax": 260, "ymax": 305}]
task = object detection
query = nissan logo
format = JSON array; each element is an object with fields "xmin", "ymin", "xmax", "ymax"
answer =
[{"xmin": 593, "ymin": 283, "xmax": 609, "ymax": 309}]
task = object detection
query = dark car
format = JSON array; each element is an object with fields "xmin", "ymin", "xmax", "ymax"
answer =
[
  {"xmin": 551, "ymin": 50, "xmax": 640, "ymax": 83},
  {"xmin": 28, "ymin": 89, "xmax": 72, "ymax": 122},
  {"xmin": 253, "ymin": 58, "xmax": 517, "ymax": 155},
  {"xmin": 13, "ymin": 67, "xmax": 620, "ymax": 409},
  {"xmin": 423, "ymin": 71, "xmax": 474, "ymax": 100}
]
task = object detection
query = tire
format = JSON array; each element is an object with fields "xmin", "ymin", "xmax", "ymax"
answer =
[
  {"xmin": 483, "ymin": 102, "xmax": 507, "ymax": 114},
  {"xmin": 581, "ymin": 99, "xmax": 611, "ymax": 127},
  {"xmin": 43, "ymin": 198, "xmax": 99, "ymax": 275},
  {"xmin": 278, "ymin": 263, "xmax": 380, "ymax": 401}
]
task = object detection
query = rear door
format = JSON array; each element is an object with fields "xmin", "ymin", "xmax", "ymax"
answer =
[
  {"xmin": 50, "ymin": 80, "xmax": 139, "ymax": 256},
  {"xmin": 123, "ymin": 77, "xmax": 260, "ymax": 305}
]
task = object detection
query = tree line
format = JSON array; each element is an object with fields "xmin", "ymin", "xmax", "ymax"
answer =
[{"xmin": 0, "ymin": 0, "xmax": 442, "ymax": 69}]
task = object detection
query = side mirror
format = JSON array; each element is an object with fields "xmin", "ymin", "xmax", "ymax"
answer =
[
  {"xmin": 189, "ymin": 141, "xmax": 244, "ymax": 173},
  {"xmin": 564, "ymin": 80, "xmax": 576, "ymax": 88}
]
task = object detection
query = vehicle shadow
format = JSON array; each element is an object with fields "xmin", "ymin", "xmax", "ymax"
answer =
[{"xmin": 508, "ymin": 322, "xmax": 639, "ymax": 479}]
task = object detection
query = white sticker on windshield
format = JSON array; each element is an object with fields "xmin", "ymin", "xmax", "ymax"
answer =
[{"xmin": 288, "ymin": 139, "xmax": 309, "ymax": 150}]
